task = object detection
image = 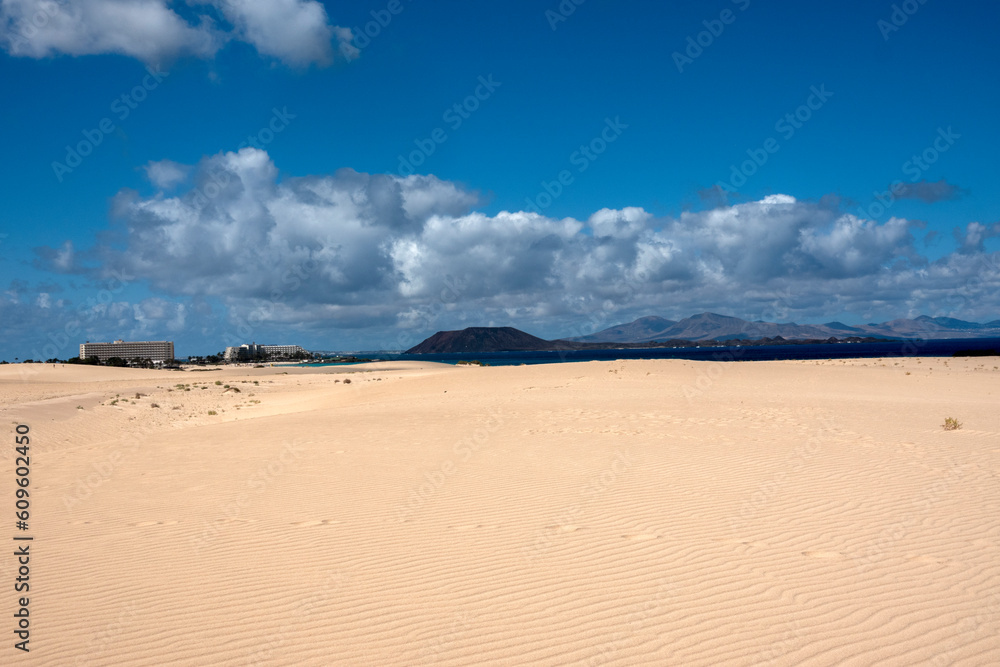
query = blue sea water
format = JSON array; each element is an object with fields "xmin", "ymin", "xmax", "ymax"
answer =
[{"xmin": 305, "ymin": 338, "xmax": 1000, "ymax": 367}]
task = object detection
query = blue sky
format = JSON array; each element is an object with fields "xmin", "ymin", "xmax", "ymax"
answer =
[{"xmin": 1, "ymin": 0, "xmax": 999, "ymax": 360}]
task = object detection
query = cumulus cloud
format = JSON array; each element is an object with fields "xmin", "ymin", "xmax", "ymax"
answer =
[
  {"xmin": 953, "ymin": 221, "xmax": 1000, "ymax": 254},
  {"xmin": 0, "ymin": 0, "xmax": 219, "ymax": 62},
  {"xmin": 589, "ymin": 207, "xmax": 651, "ymax": 239},
  {"xmin": 0, "ymin": 278, "xmax": 195, "ymax": 361},
  {"xmin": 143, "ymin": 158, "xmax": 190, "ymax": 189},
  {"xmin": 213, "ymin": 0, "xmax": 348, "ymax": 67},
  {"xmin": 0, "ymin": 0, "xmax": 353, "ymax": 66},
  {"xmin": 894, "ymin": 178, "xmax": 965, "ymax": 203},
  {"xmin": 92, "ymin": 148, "xmax": 484, "ymax": 313},
  {"xmin": 133, "ymin": 296, "xmax": 186, "ymax": 332},
  {"xmin": 32, "ymin": 149, "xmax": 1000, "ymax": 347},
  {"xmin": 32, "ymin": 240, "xmax": 80, "ymax": 273}
]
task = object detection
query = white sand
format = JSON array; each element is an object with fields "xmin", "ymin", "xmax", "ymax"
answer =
[{"xmin": 1, "ymin": 357, "xmax": 998, "ymax": 665}]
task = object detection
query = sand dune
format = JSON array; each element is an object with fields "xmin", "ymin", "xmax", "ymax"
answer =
[{"xmin": 2, "ymin": 357, "xmax": 998, "ymax": 665}]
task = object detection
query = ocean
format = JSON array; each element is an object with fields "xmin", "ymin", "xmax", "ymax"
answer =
[{"xmin": 305, "ymin": 337, "xmax": 1000, "ymax": 367}]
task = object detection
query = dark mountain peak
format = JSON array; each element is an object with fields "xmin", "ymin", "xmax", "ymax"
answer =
[
  {"xmin": 565, "ymin": 315, "xmax": 677, "ymax": 343},
  {"xmin": 632, "ymin": 315, "xmax": 675, "ymax": 325},
  {"xmin": 405, "ymin": 327, "xmax": 551, "ymax": 354}
]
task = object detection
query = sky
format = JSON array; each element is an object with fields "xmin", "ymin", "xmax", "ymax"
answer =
[{"xmin": 1, "ymin": 0, "xmax": 999, "ymax": 360}]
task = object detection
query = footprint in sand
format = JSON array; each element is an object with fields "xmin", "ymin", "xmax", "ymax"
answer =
[
  {"xmin": 293, "ymin": 519, "xmax": 340, "ymax": 527},
  {"xmin": 802, "ymin": 550, "xmax": 845, "ymax": 560}
]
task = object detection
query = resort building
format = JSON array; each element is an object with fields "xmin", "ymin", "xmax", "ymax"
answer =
[
  {"xmin": 259, "ymin": 344, "xmax": 308, "ymax": 357},
  {"xmin": 223, "ymin": 343, "xmax": 308, "ymax": 361},
  {"xmin": 80, "ymin": 340, "xmax": 175, "ymax": 362}
]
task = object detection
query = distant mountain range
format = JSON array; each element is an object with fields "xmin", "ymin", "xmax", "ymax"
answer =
[
  {"xmin": 568, "ymin": 312, "xmax": 1000, "ymax": 343},
  {"xmin": 404, "ymin": 313, "xmax": 1000, "ymax": 354}
]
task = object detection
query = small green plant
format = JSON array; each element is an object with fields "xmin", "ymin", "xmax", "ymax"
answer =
[
  {"xmin": 943, "ymin": 417, "xmax": 961, "ymax": 431},
  {"xmin": 208, "ymin": 410, "xmax": 218, "ymax": 415},
  {"xmin": 215, "ymin": 380, "xmax": 223, "ymax": 385},
  {"xmin": 151, "ymin": 403, "xmax": 160, "ymax": 408},
  {"xmin": 110, "ymin": 399, "xmax": 119, "ymax": 406},
  {"xmin": 77, "ymin": 405, "xmax": 83, "ymax": 410}
]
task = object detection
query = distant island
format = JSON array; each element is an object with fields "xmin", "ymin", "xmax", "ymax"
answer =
[{"xmin": 405, "ymin": 312, "xmax": 1000, "ymax": 354}]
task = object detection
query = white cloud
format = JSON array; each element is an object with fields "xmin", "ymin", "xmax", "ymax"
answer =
[
  {"xmin": 797, "ymin": 215, "xmax": 915, "ymax": 278},
  {"xmin": 213, "ymin": 0, "xmax": 349, "ymax": 67},
  {"xmin": 954, "ymin": 221, "xmax": 1000, "ymax": 254},
  {"xmin": 133, "ymin": 296, "xmax": 186, "ymax": 332},
  {"xmin": 588, "ymin": 207, "xmax": 651, "ymax": 238},
  {"xmin": 32, "ymin": 240, "xmax": 80, "ymax": 274},
  {"xmin": 1, "ymin": 0, "xmax": 220, "ymax": 62},
  {"xmin": 0, "ymin": 281, "xmax": 197, "ymax": 360},
  {"xmin": 0, "ymin": 0, "xmax": 353, "ymax": 66},
  {"xmin": 33, "ymin": 149, "xmax": 1000, "ymax": 344},
  {"xmin": 143, "ymin": 158, "xmax": 190, "ymax": 189}
]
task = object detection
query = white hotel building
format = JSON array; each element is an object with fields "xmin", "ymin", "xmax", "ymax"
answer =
[
  {"xmin": 80, "ymin": 340, "xmax": 175, "ymax": 362},
  {"xmin": 223, "ymin": 343, "xmax": 308, "ymax": 361}
]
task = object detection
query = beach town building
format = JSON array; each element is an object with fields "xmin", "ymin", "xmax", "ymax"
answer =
[
  {"xmin": 80, "ymin": 340, "xmax": 175, "ymax": 363},
  {"xmin": 223, "ymin": 343, "xmax": 308, "ymax": 361}
]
